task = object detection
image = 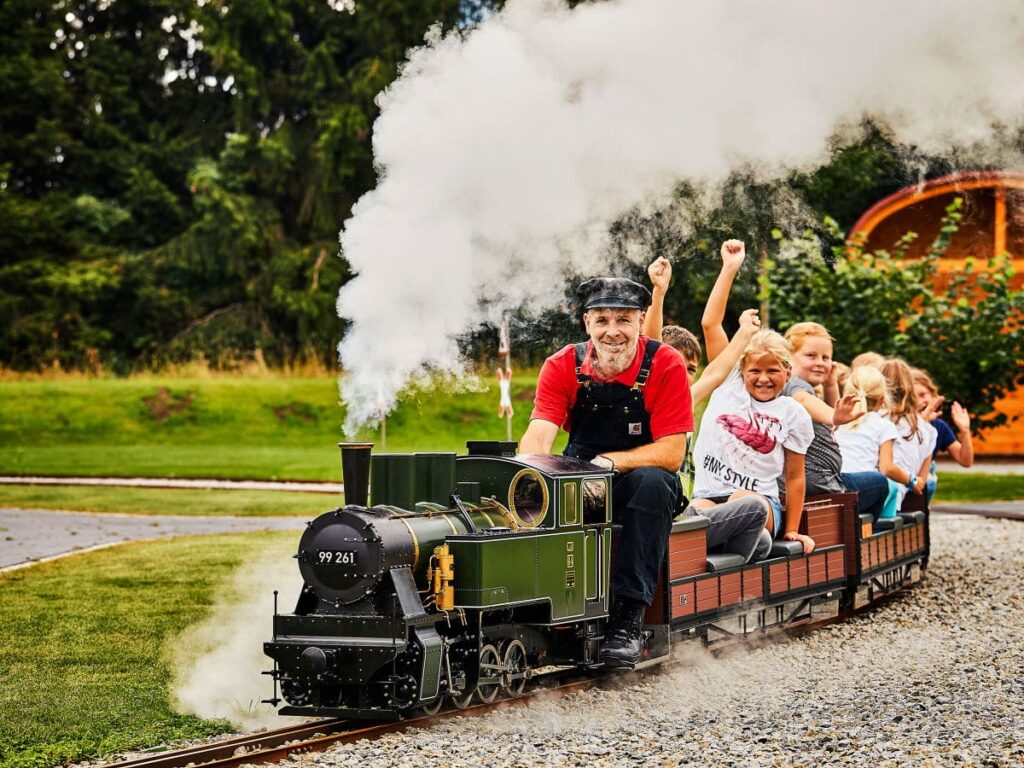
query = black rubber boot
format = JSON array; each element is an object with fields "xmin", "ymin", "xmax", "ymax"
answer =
[{"xmin": 600, "ymin": 597, "xmax": 646, "ymax": 669}]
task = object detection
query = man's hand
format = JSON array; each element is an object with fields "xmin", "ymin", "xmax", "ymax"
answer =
[
  {"xmin": 737, "ymin": 308, "xmax": 761, "ymax": 335},
  {"xmin": 720, "ymin": 239, "xmax": 746, "ymax": 271},
  {"xmin": 647, "ymin": 257, "xmax": 672, "ymax": 292},
  {"xmin": 951, "ymin": 401, "xmax": 971, "ymax": 433},
  {"xmin": 784, "ymin": 531, "xmax": 816, "ymax": 554},
  {"xmin": 831, "ymin": 392, "xmax": 865, "ymax": 427},
  {"xmin": 911, "ymin": 476, "xmax": 926, "ymax": 494}
]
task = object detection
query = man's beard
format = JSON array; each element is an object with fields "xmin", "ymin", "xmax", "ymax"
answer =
[{"xmin": 592, "ymin": 338, "xmax": 638, "ymax": 377}]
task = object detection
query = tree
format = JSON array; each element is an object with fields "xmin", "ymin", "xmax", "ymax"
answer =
[{"xmin": 768, "ymin": 200, "xmax": 1024, "ymax": 433}]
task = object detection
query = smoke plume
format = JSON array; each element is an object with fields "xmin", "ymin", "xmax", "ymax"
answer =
[
  {"xmin": 172, "ymin": 538, "xmax": 303, "ymax": 730},
  {"xmin": 338, "ymin": 0, "xmax": 1024, "ymax": 431}
]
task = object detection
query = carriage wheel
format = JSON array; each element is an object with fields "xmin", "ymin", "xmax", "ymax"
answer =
[
  {"xmin": 475, "ymin": 644, "xmax": 502, "ymax": 704},
  {"xmin": 500, "ymin": 640, "xmax": 528, "ymax": 698}
]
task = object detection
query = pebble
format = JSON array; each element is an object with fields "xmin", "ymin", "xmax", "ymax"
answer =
[{"xmin": 277, "ymin": 515, "xmax": 1024, "ymax": 768}]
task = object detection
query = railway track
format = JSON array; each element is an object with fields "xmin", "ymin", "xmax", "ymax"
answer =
[
  {"xmin": 104, "ymin": 611, "xmax": 847, "ymax": 768},
  {"xmin": 100, "ymin": 506, "xmax": 1022, "ymax": 768},
  {"xmin": 102, "ymin": 677, "xmax": 603, "ymax": 768}
]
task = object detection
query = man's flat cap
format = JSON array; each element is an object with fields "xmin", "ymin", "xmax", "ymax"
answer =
[{"xmin": 576, "ymin": 277, "xmax": 652, "ymax": 311}]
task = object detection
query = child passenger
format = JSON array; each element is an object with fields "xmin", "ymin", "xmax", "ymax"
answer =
[
  {"xmin": 834, "ymin": 366, "xmax": 911, "ymax": 518},
  {"xmin": 781, "ymin": 323, "xmax": 891, "ymax": 519},
  {"xmin": 690, "ymin": 330, "xmax": 816, "ymax": 555},
  {"xmin": 643, "ymin": 253, "xmax": 762, "ymax": 503},
  {"xmin": 881, "ymin": 358, "xmax": 936, "ymax": 508},
  {"xmin": 912, "ymin": 367, "xmax": 974, "ymax": 503}
]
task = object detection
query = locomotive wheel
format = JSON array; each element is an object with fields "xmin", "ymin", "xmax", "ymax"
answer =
[
  {"xmin": 417, "ymin": 696, "xmax": 445, "ymax": 716},
  {"xmin": 500, "ymin": 640, "xmax": 528, "ymax": 697},
  {"xmin": 450, "ymin": 688, "xmax": 475, "ymax": 709},
  {"xmin": 475, "ymin": 644, "xmax": 501, "ymax": 704}
]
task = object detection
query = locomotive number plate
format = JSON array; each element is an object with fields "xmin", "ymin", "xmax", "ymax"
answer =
[{"xmin": 316, "ymin": 550, "xmax": 358, "ymax": 565}]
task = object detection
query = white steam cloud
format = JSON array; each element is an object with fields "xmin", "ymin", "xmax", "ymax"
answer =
[
  {"xmin": 172, "ymin": 542, "xmax": 303, "ymax": 730},
  {"xmin": 338, "ymin": 0, "xmax": 1024, "ymax": 431}
]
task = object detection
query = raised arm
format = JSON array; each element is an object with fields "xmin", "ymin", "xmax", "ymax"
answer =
[
  {"xmin": 791, "ymin": 390, "xmax": 865, "ymax": 428},
  {"xmin": 946, "ymin": 402, "xmax": 975, "ymax": 467},
  {"xmin": 690, "ymin": 308, "xmax": 760, "ymax": 405},
  {"xmin": 701, "ymin": 240, "xmax": 745, "ymax": 362},
  {"xmin": 642, "ymin": 257, "xmax": 672, "ymax": 340}
]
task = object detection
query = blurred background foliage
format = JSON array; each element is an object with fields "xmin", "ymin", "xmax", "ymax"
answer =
[{"xmin": 1, "ymin": 0, "xmax": 1021, "ymax": 426}]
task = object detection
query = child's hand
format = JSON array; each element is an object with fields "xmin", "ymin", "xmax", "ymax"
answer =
[
  {"xmin": 647, "ymin": 257, "xmax": 672, "ymax": 291},
  {"xmin": 784, "ymin": 531, "xmax": 816, "ymax": 554},
  {"xmin": 720, "ymin": 239, "xmax": 746, "ymax": 271},
  {"xmin": 737, "ymin": 308, "xmax": 761, "ymax": 334},
  {"xmin": 951, "ymin": 401, "xmax": 972, "ymax": 433},
  {"xmin": 922, "ymin": 394, "xmax": 945, "ymax": 422},
  {"xmin": 831, "ymin": 392, "xmax": 865, "ymax": 426}
]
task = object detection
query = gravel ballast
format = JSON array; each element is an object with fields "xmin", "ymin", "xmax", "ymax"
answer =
[{"xmin": 274, "ymin": 514, "xmax": 1024, "ymax": 767}]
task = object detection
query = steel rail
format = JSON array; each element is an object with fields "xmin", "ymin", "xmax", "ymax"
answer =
[{"xmin": 99, "ymin": 677, "xmax": 603, "ymax": 768}]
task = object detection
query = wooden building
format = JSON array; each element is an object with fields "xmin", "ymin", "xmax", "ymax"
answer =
[{"xmin": 850, "ymin": 170, "xmax": 1024, "ymax": 457}]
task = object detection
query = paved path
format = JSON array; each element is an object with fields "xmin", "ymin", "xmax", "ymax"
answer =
[
  {"xmin": 0, "ymin": 508, "xmax": 306, "ymax": 572},
  {"xmin": 934, "ymin": 460, "xmax": 1024, "ymax": 474},
  {"xmin": 931, "ymin": 501, "xmax": 1024, "ymax": 519}
]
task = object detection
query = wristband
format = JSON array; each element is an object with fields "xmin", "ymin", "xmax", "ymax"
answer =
[{"xmin": 907, "ymin": 475, "xmax": 917, "ymax": 490}]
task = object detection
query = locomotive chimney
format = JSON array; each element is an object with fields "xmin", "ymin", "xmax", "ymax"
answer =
[{"xmin": 338, "ymin": 442, "xmax": 373, "ymax": 507}]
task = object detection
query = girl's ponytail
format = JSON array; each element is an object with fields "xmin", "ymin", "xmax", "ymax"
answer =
[{"xmin": 841, "ymin": 366, "xmax": 888, "ymax": 430}]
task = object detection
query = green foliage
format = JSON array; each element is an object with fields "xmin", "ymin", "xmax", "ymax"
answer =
[
  {"xmin": 0, "ymin": 0, "xmax": 493, "ymax": 372},
  {"xmin": 768, "ymin": 200, "xmax": 1024, "ymax": 432},
  {"xmin": 0, "ymin": 531, "xmax": 293, "ymax": 768}
]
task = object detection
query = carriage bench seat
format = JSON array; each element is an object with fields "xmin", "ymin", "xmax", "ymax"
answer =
[
  {"xmin": 873, "ymin": 517, "xmax": 904, "ymax": 532},
  {"xmin": 898, "ymin": 510, "xmax": 926, "ymax": 525},
  {"xmin": 706, "ymin": 553, "xmax": 747, "ymax": 572},
  {"xmin": 769, "ymin": 539, "xmax": 803, "ymax": 557},
  {"xmin": 671, "ymin": 515, "xmax": 711, "ymax": 533}
]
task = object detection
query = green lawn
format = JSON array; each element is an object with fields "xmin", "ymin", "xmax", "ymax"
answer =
[
  {"xmin": 932, "ymin": 473, "xmax": 1024, "ymax": 503},
  {"xmin": 0, "ymin": 374, "xmax": 564, "ymax": 481},
  {"xmin": 0, "ymin": 485, "xmax": 335, "ymax": 516},
  {"xmin": 0, "ymin": 530, "xmax": 295, "ymax": 768}
]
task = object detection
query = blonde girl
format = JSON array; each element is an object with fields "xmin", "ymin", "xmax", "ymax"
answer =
[
  {"xmin": 782, "ymin": 323, "xmax": 890, "ymax": 519},
  {"xmin": 691, "ymin": 330, "xmax": 816, "ymax": 554},
  {"xmin": 834, "ymin": 366, "xmax": 913, "ymax": 518},
  {"xmin": 881, "ymin": 359, "xmax": 937, "ymax": 508}
]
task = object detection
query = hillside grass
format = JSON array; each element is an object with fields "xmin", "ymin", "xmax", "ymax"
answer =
[
  {"xmin": 0, "ymin": 374, "xmax": 565, "ymax": 480},
  {"xmin": 0, "ymin": 485, "xmax": 334, "ymax": 516},
  {"xmin": 0, "ymin": 530, "xmax": 294, "ymax": 768}
]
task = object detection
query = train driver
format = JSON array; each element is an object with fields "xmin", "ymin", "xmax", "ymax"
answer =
[{"xmin": 519, "ymin": 276, "xmax": 692, "ymax": 668}]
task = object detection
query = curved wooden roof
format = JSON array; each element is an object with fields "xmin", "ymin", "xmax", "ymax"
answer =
[{"xmin": 849, "ymin": 170, "xmax": 1024, "ymax": 247}]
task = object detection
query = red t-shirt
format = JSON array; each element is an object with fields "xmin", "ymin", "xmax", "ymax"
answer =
[{"xmin": 530, "ymin": 336, "xmax": 694, "ymax": 440}]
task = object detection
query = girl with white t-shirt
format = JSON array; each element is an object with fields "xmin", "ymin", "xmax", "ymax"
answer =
[
  {"xmin": 881, "ymin": 358, "xmax": 937, "ymax": 509},
  {"xmin": 691, "ymin": 330, "xmax": 816, "ymax": 554},
  {"xmin": 834, "ymin": 366, "xmax": 913, "ymax": 518}
]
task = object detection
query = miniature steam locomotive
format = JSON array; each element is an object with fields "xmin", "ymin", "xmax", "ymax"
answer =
[{"xmin": 263, "ymin": 441, "xmax": 928, "ymax": 719}]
